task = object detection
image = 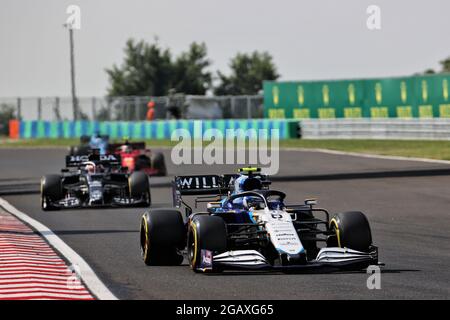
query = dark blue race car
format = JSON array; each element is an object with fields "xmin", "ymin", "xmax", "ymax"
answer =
[{"xmin": 139, "ymin": 168, "xmax": 380, "ymax": 273}]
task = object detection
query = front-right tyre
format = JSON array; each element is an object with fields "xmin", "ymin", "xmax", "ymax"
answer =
[
  {"xmin": 129, "ymin": 171, "xmax": 151, "ymax": 206},
  {"xmin": 151, "ymin": 152, "xmax": 167, "ymax": 176}
]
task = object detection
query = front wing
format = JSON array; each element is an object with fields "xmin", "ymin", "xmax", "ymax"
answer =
[
  {"xmin": 45, "ymin": 195, "xmax": 149, "ymax": 209},
  {"xmin": 197, "ymin": 247, "xmax": 379, "ymax": 272}
]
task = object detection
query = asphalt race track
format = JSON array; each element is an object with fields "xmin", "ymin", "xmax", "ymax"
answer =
[{"xmin": 1, "ymin": 148, "xmax": 450, "ymax": 299}]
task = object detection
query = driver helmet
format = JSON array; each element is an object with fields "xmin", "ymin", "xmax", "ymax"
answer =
[{"xmin": 85, "ymin": 163, "xmax": 95, "ymax": 174}]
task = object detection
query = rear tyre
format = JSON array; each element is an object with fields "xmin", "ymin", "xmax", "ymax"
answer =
[
  {"xmin": 140, "ymin": 210, "xmax": 185, "ymax": 266},
  {"xmin": 41, "ymin": 175, "xmax": 63, "ymax": 211},
  {"xmin": 328, "ymin": 211, "xmax": 372, "ymax": 252},
  {"xmin": 151, "ymin": 152, "xmax": 167, "ymax": 176},
  {"xmin": 129, "ymin": 171, "xmax": 151, "ymax": 206},
  {"xmin": 188, "ymin": 215, "xmax": 227, "ymax": 273}
]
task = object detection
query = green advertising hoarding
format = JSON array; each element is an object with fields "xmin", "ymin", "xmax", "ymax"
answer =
[
  {"xmin": 264, "ymin": 74, "xmax": 450, "ymax": 119},
  {"xmin": 414, "ymin": 75, "xmax": 450, "ymax": 118}
]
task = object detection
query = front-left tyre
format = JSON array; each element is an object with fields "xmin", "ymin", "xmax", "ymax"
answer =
[
  {"xmin": 140, "ymin": 209, "xmax": 185, "ymax": 265},
  {"xmin": 187, "ymin": 215, "xmax": 227, "ymax": 273},
  {"xmin": 41, "ymin": 174, "xmax": 63, "ymax": 211}
]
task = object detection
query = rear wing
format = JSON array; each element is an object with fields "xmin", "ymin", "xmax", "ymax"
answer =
[
  {"xmin": 172, "ymin": 174, "xmax": 238, "ymax": 207},
  {"xmin": 172, "ymin": 171, "xmax": 272, "ymax": 207},
  {"xmin": 65, "ymin": 154, "xmax": 121, "ymax": 168}
]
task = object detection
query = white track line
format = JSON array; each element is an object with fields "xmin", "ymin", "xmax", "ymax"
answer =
[
  {"xmin": 0, "ymin": 198, "xmax": 117, "ymax": 300},
  {"xmin": 284, "ymin": 147, "xmax": 450, "ymax": 165}
]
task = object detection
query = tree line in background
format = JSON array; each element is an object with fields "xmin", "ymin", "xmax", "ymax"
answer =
[
  {"xmin": 105, "ymin": 39, "xmax": 280, "ymax": 97},
  {"xmin": 423, "ymin": 57, "xmax": 450, "ymax": 74}
]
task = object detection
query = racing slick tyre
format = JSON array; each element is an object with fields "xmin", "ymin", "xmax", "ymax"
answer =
[
  {"xmin": 140, "ymin": 210, "xmax": 185, "ymax": 266},
  {"xmin": 151, "ymin": 152, "xmax": 167, "ymax": 176},
  {"xmin": 41, "ymin": 174, "xmax": 63, "ymax": 211},
  {"xmin": 134, "ymin": 154, "xmax": 151, "ymax": 171},
  {"xmin": 328, "ymin": 211, "xmax": 372, "ymax": 252},
  {"xmin": 188, "ymin": 215, "xmax": 227, "ymax": 273},
  {"xmin": 129, "ymin": 171, "xmax": 151, "ymax": 206}
]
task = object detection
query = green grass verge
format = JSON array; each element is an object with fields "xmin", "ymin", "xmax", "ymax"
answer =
[
  {"xmin": 280, "ymin": 139, "xmax": 450, "ymax": 161},
  {"xmin": 1, "ymin": 138, "xmax": 449, "ymax": 161}
]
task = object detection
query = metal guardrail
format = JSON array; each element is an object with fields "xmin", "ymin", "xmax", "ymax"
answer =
[{"xmin": 300, "ymin": 118, "xmax": 450, "ymax": 140}]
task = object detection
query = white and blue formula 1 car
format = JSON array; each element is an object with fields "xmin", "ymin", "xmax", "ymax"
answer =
[{"xmin": 139, "ymin": 168, "xmax": 380, "ymax": 272}]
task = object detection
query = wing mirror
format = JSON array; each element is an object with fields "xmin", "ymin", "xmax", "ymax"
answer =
[{"xmin": 305, "ymin": 199, "xmax": 317, "ymax": 206}]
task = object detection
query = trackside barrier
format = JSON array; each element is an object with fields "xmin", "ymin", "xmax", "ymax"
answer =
[
  {"xmin": 11, "ymin": 119, "xmax": 300, "ymax": 140},
  {"xmin": 300, "ymin": 118, "xmax": 450, "ymax": 140},
  {"xmin": 264, "ymin": 74, "xmax": 450, "ymax": 119}
]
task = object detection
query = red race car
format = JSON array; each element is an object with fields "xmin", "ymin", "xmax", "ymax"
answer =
[{"xmin": 108, "ymin": 141, "xmax": 167, "ymax": 177}]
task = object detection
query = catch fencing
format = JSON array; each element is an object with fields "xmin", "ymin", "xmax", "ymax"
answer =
[{"xmin": 0, "ymin": 95, "xmax": 263, "ymax": 122}]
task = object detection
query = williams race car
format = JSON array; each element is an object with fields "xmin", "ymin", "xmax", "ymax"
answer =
[
  {"xmin": 139, "ymin": 168, "xmax": 380, "ymax": 272},
  {"xmin": 40, "ymin": 152, "xmax": 151, "ymax": 210}
]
